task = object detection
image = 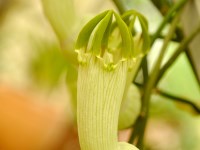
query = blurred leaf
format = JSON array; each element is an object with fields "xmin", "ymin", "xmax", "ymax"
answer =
[
  {"xmin": 41, "ymin": 0, "xmax": 75, "ymax": 43},
  {"xmin": 29, "ymin": 42, "xmax": 69, "ymax": 87},
  {"xmin": 159, "ymin": 52, "xmax": 200, "ymax": 105},
  {"xmin": 41, "ymin": 0, "xmax": 80, "ymax": 66},
  {"xmin": 65, "ymin": 64, "xmax": 78, "ymax": 117},
  {"xmin": 181, "ymin": 0, "xmax": 200, "ymax": 83}
]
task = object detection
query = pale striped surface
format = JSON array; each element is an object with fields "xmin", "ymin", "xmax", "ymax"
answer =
[{"xmin": 77, "ymin": 55, "xmax": 138, "ymax": 150}]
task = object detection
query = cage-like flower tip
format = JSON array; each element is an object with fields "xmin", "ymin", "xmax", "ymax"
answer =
[
  {"xmin": 113, "ymin": 12, "xmax": 133, "ymax": 58},
  {"xmin": 75, "ymin": 10, "xmax": 136, "ymax": 71},
  {"xmin": 75, "ymin": 9, "xmax": 150, "ymax": 71}
]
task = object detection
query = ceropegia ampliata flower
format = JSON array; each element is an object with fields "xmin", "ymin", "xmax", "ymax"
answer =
[{"xmin": 75, "ymin": 10, "xmax": 150, "ymax": 150}]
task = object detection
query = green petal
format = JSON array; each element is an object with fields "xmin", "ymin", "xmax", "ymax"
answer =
[
  {"xmin": 122, "ymin": 10, "xmax": 150, "ymax": 57},
  {"xmin": 114, "ymin": 12, "xmax": 133, "ymax": 58},
  {"xmin": 90, "ymin": 11, "xmax": 113, "ymax": 55},
  {"xmin": 75, "ymin": 10, "xmax": 109, "ymax": 50},
  {"xmin": 138, "ymin": 16, "xmax": 150, "ymax": 54}
]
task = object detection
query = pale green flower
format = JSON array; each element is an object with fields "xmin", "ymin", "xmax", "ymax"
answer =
[{"xmin": 76, "ymin": 10, "xmax": 149, "ymax": 150}]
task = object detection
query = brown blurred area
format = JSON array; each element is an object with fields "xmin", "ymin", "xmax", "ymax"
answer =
[{"xmin": 0, "ymin": 84, "xmax": 80, "ymax": 150}]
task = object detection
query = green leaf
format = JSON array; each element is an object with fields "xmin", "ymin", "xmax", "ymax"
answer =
[{"xmin": 66, "ymin": 64, "xmax": 78, "ymax": 117}]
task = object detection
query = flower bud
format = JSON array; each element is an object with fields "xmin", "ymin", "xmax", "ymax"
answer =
[{"xmin": 76, "ymin": 10, "xmax": 149, "ymax": 150}]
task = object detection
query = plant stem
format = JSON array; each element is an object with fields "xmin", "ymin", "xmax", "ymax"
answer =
[
  {"xmin": 143, "ymin": 12, "xmax": 180, "ymax": 116},
  {"xmin": 185, "ymin": 50, "xmax": 200, "ymax": 86},
  {"xmin": 141, "ymin": 56, "xmax": 149, "ymax": 84},
  {"xmin": 155, "ymin": 89, "xmax": 200, "ymax": 113},
  {"xmin": 134, "ymin": 83, "xmax": 200, "ymax": 114},
  {"xmin": 151, "ymin": 0, "xmax": 188, "ymax": 45},
  {"xmin": 155, "ymin": 23, "xmax": 200, "ymax": 85},
  {"xmin": 129, "ymin": 12, "xmax": 180, "ymax": 149}
]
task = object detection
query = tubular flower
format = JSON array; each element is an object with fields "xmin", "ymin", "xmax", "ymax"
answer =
[{"xmin": 75, "ymin": 10, "xmax": 149, "ymax": 150}]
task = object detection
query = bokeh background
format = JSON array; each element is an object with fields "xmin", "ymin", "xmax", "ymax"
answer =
[{"xmin": 0, "ymin": 0, "xmax": 200, "ymax": 150}]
